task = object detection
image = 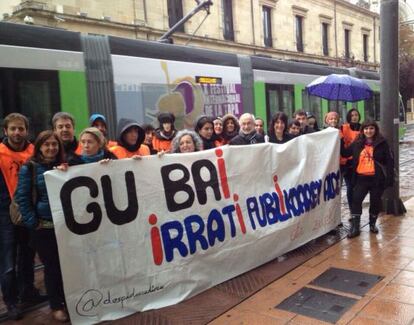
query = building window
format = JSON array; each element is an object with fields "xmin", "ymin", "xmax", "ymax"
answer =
[
  {"xmin": 344, "ymin": 29, "xmax": 351, "ymax": 59},
  {"xmin": 167, "ymin": 0, "xmax": 184, "ymax": 32},
  {"xmin": 295, "ymin": 15, "xmax": 304, "ymax": 52},
  {"xmin": 365, "ymin": 92, "xmax": 380, "ymax": 120},
  {"xmin": 363, "ymin": 34, "xmax": 369, "ymax": 62},
  {"xmin": 322, "ymin": 23, "xmax": 329, "ymax": 56},
  {"xmin": 263, "ymin": 6, "xmax": 273, "ymax": 47},
  {"xmin": 222, "ymin": 0, "xmax": 234, "ymax": 41}
]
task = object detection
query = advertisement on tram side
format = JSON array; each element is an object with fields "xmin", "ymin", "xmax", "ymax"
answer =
[{"xmin": 112, "ymin": 55, "xmax": 243, "ymax": 128}]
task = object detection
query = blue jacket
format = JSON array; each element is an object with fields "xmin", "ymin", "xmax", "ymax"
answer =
[
  {"xmin": 14, "ymin": 162, "xmax": 54, "ymax": 229},
  {"xmin": 0, "ymin": 171, "xmax": 11, "ymax": 211}
]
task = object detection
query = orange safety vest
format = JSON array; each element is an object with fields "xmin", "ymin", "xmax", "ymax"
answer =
[
  {"xmin": 109, "ymin": 144, "xmax": 150, "ymax": 159},
  {"xmin": 75, "ymin": 143, "xmax": 82, "ymax": 155},
  {"xmin": 340, "ymin": 123, "xmax": 360, "ymax": 166},
  {"xmin": 0, "ymin": 142, "xmax": 34, "ymax": 198},
  {"xmin": 107, "ymin": 140, "xmax": 118, "ymax": 149},
  {"xmin": 356, "ymin": 145, "xmax": 375, "ymax": 176},
  {"xmin": 214, "ymin": 138, "xmax": 225, "ymax": 147},
  {"xmin": 152, "ymin": 137, "xmax": 172, "ymax": 153}
]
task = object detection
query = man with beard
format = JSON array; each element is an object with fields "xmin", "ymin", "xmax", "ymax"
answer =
[
  {"xmin": 0, "ymin": 113, "xmax": 43, "ymax": 320},
  {"xmin": 229, "ymin": 113, "xmax": 265, "ymax": 145},
  {"xmin": 52, "ymin": 112, "xmax": 82, "ymax": 158}
]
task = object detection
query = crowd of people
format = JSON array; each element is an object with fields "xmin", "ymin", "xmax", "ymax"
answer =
[{"xmin": 0, "ymin": 108, "xmax": 394, "ymax": 322}]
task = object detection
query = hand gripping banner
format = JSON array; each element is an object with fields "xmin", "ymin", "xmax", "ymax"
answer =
[{"xmin": 45, "ymin": 128, "xmax": 341, "ymax": 324}]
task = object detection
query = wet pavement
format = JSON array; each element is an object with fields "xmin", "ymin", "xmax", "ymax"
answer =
[
  {"xmin": 400, "ymin": 125, "xmax": 414, "ymax": 199},
  {"xmin": 210, "ymin": 197, "xmax": 414, "ymax": 325},
  {"xmin": 210, "ymin": 125, "xmax": 414, "ymax": 325},
  {"xmin": 1, "ymin": 126, "xmax": 414, "ymax": 324}
]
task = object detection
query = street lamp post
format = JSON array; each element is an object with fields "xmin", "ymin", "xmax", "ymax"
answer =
[{"xmin": 380, "ymin": 0, "xmax": 406, "ymax": 215}]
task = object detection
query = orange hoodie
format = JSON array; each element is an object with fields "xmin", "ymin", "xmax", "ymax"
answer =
[
  {"xmin": 110, "ymin": 144, "xmax": 150, "ymax": 158},
  {"xmin": 0, "ymin": 142, "xmax": 34, "ymax": 198}
]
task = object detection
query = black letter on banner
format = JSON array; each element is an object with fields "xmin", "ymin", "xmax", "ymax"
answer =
[
  {"xmin": 101, "ymin": 171, "xmax": 138, "ymax": 225},
  {"xmin": 191, "ymin": 160, "xmax": 221, "ymax": 205},
  {"xmin": 60, "ymin": 177, "xmax": 101, "ymax": 235},
  {"xmin": 161, "ymin": 164, "xmax": 194, "ymax": 212}
]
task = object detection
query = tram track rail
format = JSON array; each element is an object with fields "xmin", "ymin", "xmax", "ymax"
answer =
[{"xmin": 400, "ymin": 158, "xmax": 414, "ymax": 166}]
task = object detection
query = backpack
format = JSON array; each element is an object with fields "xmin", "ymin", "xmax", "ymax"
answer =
[{"xmin": 9, "ymin": 161, "xmax": 37, "ymax": 226}]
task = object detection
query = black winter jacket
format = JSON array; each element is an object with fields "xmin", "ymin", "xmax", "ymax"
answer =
[
  {"xmin": 341, "ymin": 136, "xmax": 394, "ymax": 188},
  {"xmin": 229, "ymin": 132, "xmax": 265, "ymax": 145},
  {"xmin": 268, "ymin": 133, "xmax": 293, "ymax": 144}
]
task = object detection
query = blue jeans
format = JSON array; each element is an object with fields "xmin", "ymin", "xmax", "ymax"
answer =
[{"xmin": 0, "ymin": 210, "xmax": 36, "ymax": 307}]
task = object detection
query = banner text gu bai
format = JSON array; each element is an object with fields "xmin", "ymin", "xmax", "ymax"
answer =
[{"xmin": 45, "ymin": 128, "xmax": 341, "ymax": 325}]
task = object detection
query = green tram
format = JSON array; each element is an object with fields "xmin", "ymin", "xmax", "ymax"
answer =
[{"xmin": 0, "ymin": 22, "xmax": 404, "ymax": 139}]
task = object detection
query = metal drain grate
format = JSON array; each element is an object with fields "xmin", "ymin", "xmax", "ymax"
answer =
[
  {"xmin": 276, "ymin": 287, "xmax": 357, "ymax": 324},
  {"xmin": 309, "ymin": 267, "xmax": 383, "ymax": 296}
]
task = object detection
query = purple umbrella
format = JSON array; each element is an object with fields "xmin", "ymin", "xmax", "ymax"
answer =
[{"xmin": 306, "ymin": 74, "xmax": 373, "ymax": 102}]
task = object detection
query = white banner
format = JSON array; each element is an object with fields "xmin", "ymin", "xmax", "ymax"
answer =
[{"xmin": 45, "ymin": 128, "xmax": 341, "ymax": 325}]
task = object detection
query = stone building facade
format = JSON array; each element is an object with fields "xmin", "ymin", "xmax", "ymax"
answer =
[{"xmin": 1, "ymin": 0, "xmax": 379, "ymax": 70}]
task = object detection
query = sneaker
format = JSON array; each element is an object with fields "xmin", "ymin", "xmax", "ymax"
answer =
[
  {"xmin": 52, "ymin": 309, "xmax": 69, "ymax": 323},
  {"xmin": 7, "ymin": 305, "xmax": 22, "ymax": 320}
]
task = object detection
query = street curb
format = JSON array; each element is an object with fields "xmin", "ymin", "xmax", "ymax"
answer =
[
  {"xmin": 403, "ymin": 196, "xmax": 414, "ymax": 213},
  {"xmin": 404, "ymin": 123, "xmax": 414, "ymax": 130}
]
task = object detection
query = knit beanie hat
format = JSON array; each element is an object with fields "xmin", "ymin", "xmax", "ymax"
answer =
[
  {"xmin": 89, "ymin": 113, "xmax": 107, "ymax": 126},
  {"xmin": 158, "ymin": 112, "xmax": 175, "ymax": 125},
  {"xmin": 80, "ymin": 127, "xmax": 106, "ymax": 149}
]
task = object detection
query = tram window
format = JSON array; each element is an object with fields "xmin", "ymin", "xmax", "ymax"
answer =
[
  {"xmin": 374, "ymin": 93, "xmax": 380, "ymax": 120},
  {"xmin": 116, "ymin": 82, "xmax": 174, "ymax": 127},
  {"xmin": 365, "ymin": 97, "xmax": 374, "ymax": 120},
  {"xmin": 19, "ymin": 81, "xmax": 53, "ymax": 138},
  {"xmin": 267, "ymin": 89, "xmax": 280, "ymax": 113},
  {"xmin": 328, "ymin": 100, "xmax": 347, "ymax": 122},
  {"xmin": 365, "ymin": 92, "xmax": 380, "ymax": 120},
  {"xmin": 302, "ymin": 90, "xmax": 322, "ymax": 125},
  {"xmin": 0, "ymin": 68, "xmax": 60, "ymax": 140},
  {"xmin": 265, "ymin": 84, "xmax": 294, "ymax": 119},
  {"xmin": 282, "ymin": 89, "xmax": 293, "ymax": 114}
]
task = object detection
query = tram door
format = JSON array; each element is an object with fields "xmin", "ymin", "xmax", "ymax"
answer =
[
  {"xmin": 265, "ymin": 84, "xmax": 294, "ymax": 122},
  {"xmin": 0, "ymin": 68, "xmax": 60, "ymax": 140}
]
